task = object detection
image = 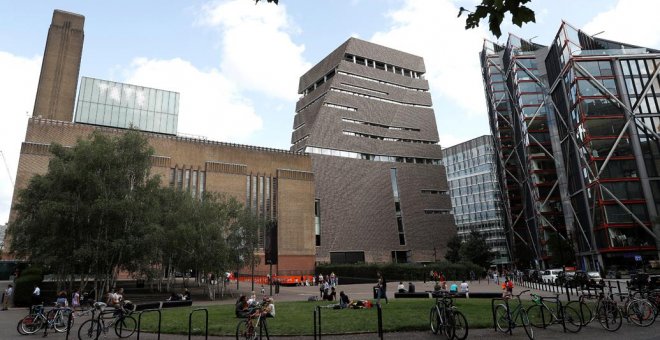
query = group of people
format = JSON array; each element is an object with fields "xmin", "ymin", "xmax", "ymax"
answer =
[
  {"xmin": 316, "ymin": 272, "xmax": 338, "ymax": 287},
  {"xmin": 166, "ymin": 289, "xmax": 192, "ymax": 301},
  {"xmin": 235, "ymin": 293, "xmax": 276, "ymax": 318}
]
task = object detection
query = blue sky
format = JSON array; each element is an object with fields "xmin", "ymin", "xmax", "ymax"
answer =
[{"xmin": 2, "ymin": 0, "xmax": 660, "ymax": 223}]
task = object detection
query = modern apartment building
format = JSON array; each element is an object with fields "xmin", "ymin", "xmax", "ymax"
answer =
[
  {"xmin": 481, "ymin": 36, "xmax": 568, "ymax": 269},
  {"xmin": 482, "ymin": 21, "xmax": 660, "ymax": 270},
  {"xmin": 291, "ymin": 37, "xmax": 456, "ymax": 264},
  {"xmin": 545, "ymin": 22, "xmax": 660, "ymax": 270},
  {"xmin": 443, "ymin": 135, "xmax": 510, "ymax": 265},
  {"xmin": 5, "ymin": 10, "xmax": 316, "ymax": 275}
]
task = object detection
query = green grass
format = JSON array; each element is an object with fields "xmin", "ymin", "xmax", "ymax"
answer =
[{"xmin": 135, "ymin": 298, "xmax": 509, "ymax": 336}]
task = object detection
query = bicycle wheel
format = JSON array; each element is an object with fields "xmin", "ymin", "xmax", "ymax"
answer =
[
  {"xmin": 236, "ymin": 319, "xmax": 257, "ymax": 340},
  {"xmin": 452, "ymin": 310, "xmax": 468, "ymax": 340},
  {"xmin": 526, "ymin": 304, "xmax": 553, "ymax": 328},
  {"xmin": 627, "ymin": 299, "xmax": 656, "ymax": 327},
  {"xmin": 17, "ymin": 319, "xmax": 26, "ymax": 335},
  {"xmin": 20, "ymin": 314, "xmax": 44, "ymax": 334},
  {"xmin": 597, "ymin": 301, "xmax": 622, "ymax": 332},
  {"xmin": 430, "ymin": 306, "xmax": 440, "ymax": 334},
  {"xmin": 519, "ymin": 309, "xmax": 534, "ymax": 340},
  {"xmin": 562, "ymin": 305, "xmax": 583, "ymax": 333},
  {"xmin": 53, "ymin": 310, "xmax": 72, "ymax": 332},
  {"xmin": 494, "ymin": 304, "xmax": 510, "ymax": 333},
  {"xmin": 115, "ymin": 315, "xmax": 137, "ymax": 338},
  {"xmin": 78, "ymin": 319, "xmax": 101, "ymax": 340},
  {"xmin": 442, "ymin": 309, "xmax": 454, "ymax": 340},
  {"xmin": 566, "ymin": 301, "xmax": 592, "ymax": 326}
]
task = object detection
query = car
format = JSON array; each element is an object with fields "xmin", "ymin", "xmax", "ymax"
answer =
[{"xmin": 541, "ymin": 269, "xmax": 562, "ymax": 283}]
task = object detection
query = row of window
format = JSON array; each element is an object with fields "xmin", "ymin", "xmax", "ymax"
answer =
[
  {"xmin": 169, "ymin": 167, "xmax": 206, "ymax": 198},
  {"xmin": 390, "ymin": 168, "xmax": 406, "ymax": 245},
  {"xmin": 342, "ymin": 130, "xmax": 437, "ymax": 144},
  {"xmin": 424, "ymin": 209, "xmax": 451, "ymax": 215},
  {"xmin": 341, "ymin": 118, "xmax": 420, "ymax": 132},
  {"xmin": 330, "ymin": 88, "xmax": 432, "ymax": 108},
  {"xmin": 337, "ymin": 71, "xmax": 427, "ymax": 92},
  {"xmin": 421, "ymin": 189, "xmax": 448, "ymax": 195},
  {"xmin": 343, "ymin": 53, "xmax": 424, "ymax": 79},
  {"xmin": 341, "ymin": 82, "xmax": 388, "ymax": 95},
  {"xmin": 304, "ymin": 146, "xmax": 442, "ymax": 165},
  {"xmin": 292, "ymin": 135, "xmax": 309, "ymax": 145},
  {"xmin": 301, "ymin": 69, "xmax": 336, "ymax": 98},
  {"xmin": 324, "ymin": 102, "xmax": 357, "ymax": 112}
]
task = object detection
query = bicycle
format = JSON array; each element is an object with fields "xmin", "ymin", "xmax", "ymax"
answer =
[
  {"xmin": 429, "ymin": 291, "xmax": 468, "ymax": 340},
  {"xmin": 18, "ymin": 304, "xmax": 73, "ymax": 334},
  {"xmin": 526, "ymin": 293, "xmax": 582, "ymax": 332},
  {"xmin": 566, "ymin": 289, "xmax": 622, "ymax": 331},
  {"xmin": 493, "ymin": 289, "xmax": 533, "ymax": 340},
  {"xmin": 611, "ymin": 292, "xmax": 656, "ymax": 327},
  {"xmin": 236, "ymin": 302, "xmax": 271, "ymax": 340},
  {"xmin": 78, "ymin": 301, "xmax": 137, "ymax": 339}
]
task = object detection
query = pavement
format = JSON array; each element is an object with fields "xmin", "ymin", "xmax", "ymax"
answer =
[{"xmin": 1, "ymin": 279, "xmax": 658, "ymax": 339}]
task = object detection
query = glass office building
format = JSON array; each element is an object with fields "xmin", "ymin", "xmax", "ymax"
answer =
[
  {"xmin": 443, "ymin": 135, "xmax": 510, "ymax": 265},
  {"xmin": 74, "ymin": 77, "xmax": 179, "ymax": 135}
]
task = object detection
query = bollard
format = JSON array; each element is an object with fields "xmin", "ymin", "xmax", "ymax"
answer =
[
  {"xmin": 377, "ymin": 303, "xmax": 384, "ymax": 340},
  {"xmin": 317, "ymin": 305, "xmax": 322, "ymax": 340}
]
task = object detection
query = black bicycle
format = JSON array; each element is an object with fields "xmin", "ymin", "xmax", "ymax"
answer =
[
  {"xmin": 493, "ymin": 290, "xmax": 533, "ymax": 340},
  {"xmin": 429, "ymin": 291, "xmax": 468, "ymax": 340}
]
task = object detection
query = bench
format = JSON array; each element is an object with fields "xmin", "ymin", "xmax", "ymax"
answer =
[
  {"xmin": 135, "ymin": 300, "xmax": 192, "ymax": 311},
  {"xmin": 394, "ymin": 292, "xmax": 430, "ymax": 298}
]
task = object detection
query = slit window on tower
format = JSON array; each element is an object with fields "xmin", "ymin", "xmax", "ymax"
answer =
[
  {"xmin": 390, "ymin": 168, "xmax": 406, "ymax": 245},
  {"xmin": 315, "ymin": 199, "xmax": 321, "ymax": 246}
]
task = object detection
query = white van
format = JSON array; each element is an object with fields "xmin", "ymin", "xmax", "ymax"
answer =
[{"xmin": 541, "ymin": 269, "xmax": 562, "ymax": 283}]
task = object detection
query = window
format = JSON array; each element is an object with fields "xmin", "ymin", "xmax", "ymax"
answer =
[
  {"xmin": 315, "ymin": 199, "xmax": 321, "ymax": 246},
  {"xmin": 330, "ymin": 251, "xmax": 365, "ymax": 264},
  {"xmin": 391, "ymin": 168, "xmax": 406, "ymax": 245},
  {"xmin": 391, "ymin": 250, "xmax": 410, "ymax": 263}
]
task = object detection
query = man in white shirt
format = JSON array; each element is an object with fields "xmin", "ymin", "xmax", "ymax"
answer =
[
  {"xmin": 32, "ymin": 284, "xmax": 41, "ymax": 305},
  {"xmin": 3, "ymin": 284, "xmax": 13, "ymax": 310},
  {"xmin": 460, "ymin": 280, "xmax": 469, "ymax": 298}
]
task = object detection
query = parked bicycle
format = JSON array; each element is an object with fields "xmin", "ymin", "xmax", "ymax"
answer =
[
  {"xmin": 566, "ymin": 290, "xmax": 622, "ymax": 331},
  {"xmin": 493, "ymin": 289, "xmax": 533, "ymax": 340},
  {"xmin": 78, "ymin": 301, "xmax": 137, "ymax": 339},
  {"xmin": 526, "ymin": 293, "xmax": 582, "ymax": 332},
  {"xmin": 611, "ymin": 292, "xmax": 656, "ymax": 327},
  {"xmin": 429, "ymin": 291, "xmax": 468, "ymax": 340},
  {"xmin": 18, "ymin": 304, "xmax": 73, "ymax": 334}
]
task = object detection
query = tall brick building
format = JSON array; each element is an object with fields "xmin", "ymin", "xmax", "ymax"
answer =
[
  {"xmin": 6, "ymin": 10, "xmax": 316, "ymax": 275},
  {"xmin": 291, "ymin": 38, "xmax": 456, "ymax": 263}
]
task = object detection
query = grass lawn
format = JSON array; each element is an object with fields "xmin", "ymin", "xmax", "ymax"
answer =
[{"xmin": 136, "ymin": 298, "xmax": 520, "ymax": 336}]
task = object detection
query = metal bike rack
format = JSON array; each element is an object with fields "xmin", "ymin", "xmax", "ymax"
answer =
[
  {"xmin": 376, "ymin": 303, "xmax": 383, "ymax": 340},
  {"xmin": 314, "ymin": 303, "xmax": 383, "ymax": 339},
  {"xmin": 491, "ymin": 297, "xmax": 512, "ymax": 335},
  {"xmin": 313, "ymin": 307, "xmax": 318, "ymax": 340},
  {"xmin": 188, "ymin": 308, "xmax": 209, "ymax": 340},
  {"xmin": 137, "ymin": 308, "xmax": 162, "ymax": 340}
]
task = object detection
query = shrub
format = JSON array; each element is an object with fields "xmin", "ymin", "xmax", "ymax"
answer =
[
  {"xmin": 316, "ymin": 261, "xmax": 483, "ymax": 283},
  {"xmin": 14, "ymin": 267, "xmax": 43, "ymax": 307}
]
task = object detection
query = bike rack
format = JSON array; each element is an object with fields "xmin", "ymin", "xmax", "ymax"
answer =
[
  {"xmin": 136, "ymin": 308, "xmax": 162, "ymax": 340},
  {"xmin": 188, "ymin": 308, "xmax": 209, "ymax": 340},
  {"xmin": 491, "ymin": 297, "xmax": 512, "ymax": 335},
  {"xmin": 533, "ymin": 294, "xmax": 567, "ymax": 332},
  {"xmin": 313, "ymin": 302, "xmax": 383, "ymax": 339}
]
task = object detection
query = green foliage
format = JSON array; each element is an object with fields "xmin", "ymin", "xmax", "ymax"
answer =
[
  {"xmin": 459, "ymin": 0, "xmax": 536, "ymax": 38},
  {"xmin": 459, "ymin": 230, "xmax": 495, "ymax": 269},
  {"xmin": 14, "ymin": 267, "xmax": 43, "ymax": 307},
  {"xmin": 7, "ymin": 129, "xmax": 265, "ymax": 295},
  {"xmin": 445, "ymin": 234, "xmax": 462, "ymax": 263},
  {"xmin": 316, "ymin": 262, "xmax": 482, "ymax": 282}
]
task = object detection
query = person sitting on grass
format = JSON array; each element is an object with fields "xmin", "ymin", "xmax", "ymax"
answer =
[
  {"xmin": 235, "ymin": 295, "xmax": 251, "ymax": 318},
  {"xmin": 262, "ymin": 297, "xmax": 275, "ymax": 317},
  {"xmin": 449, "ymin": 282, "xmax": 458, "ymax": 294}
]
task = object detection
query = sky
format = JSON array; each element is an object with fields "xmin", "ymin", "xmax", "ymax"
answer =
[{"xmin": 2, "ymin": 0, "xmax": 660, "ymax": 223}]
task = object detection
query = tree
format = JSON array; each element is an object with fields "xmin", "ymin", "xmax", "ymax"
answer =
[
  {"xmin": 458, "ymin": 0, "xmax": 536, "ymax": 38},
  {"xmin": 8, "ymin": 130, "xmax": 160, "ymax": 296},
  {"xmin": 445, "ymin": 234, "xmax": 462, "ymax": 263},
  {"xmin": 459, "ymin": 230, "xmax": 495, "ymax": 268}
]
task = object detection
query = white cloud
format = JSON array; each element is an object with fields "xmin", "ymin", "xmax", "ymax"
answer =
[
  {"xmin": 583, "ymin": 0, "xmax": 660, "ymax": 48},
  {"xmin": 371, "ymin": 0, "xmax": 490, "ymax": 118},
  {"xmin": 439, "ymin": 133, "xmax": 465, "ymax": 149},
  {"xmin": 199, "ymin": 0, "xmax": 310, "ymax": 101},
  {"xmin": 123, "ymin": 57, "xmax": 262, "ymax": 142},
  {"xmin": 0, "ymin": 52, "xmax": 41, "ymax": 223}
]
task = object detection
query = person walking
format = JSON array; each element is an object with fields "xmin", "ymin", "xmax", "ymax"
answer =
[
  {"xmin": 31, "ymin": 284, "xmax": 41, "ymax": 306},
  {"xmin": 375, "ymin": 271, "xmax": 388, "ymax": 305},
  {"xmin": 2, "ymin": 284, "xmax": 13, "ymax": 310}
]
